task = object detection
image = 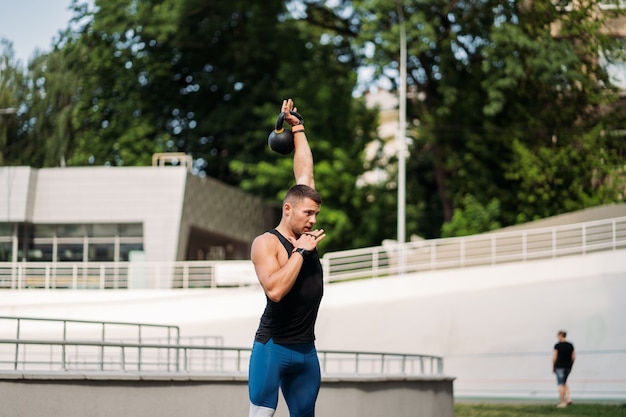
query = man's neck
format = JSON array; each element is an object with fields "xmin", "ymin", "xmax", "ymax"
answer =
[{"xmin": 275, "ymin": 224, "xmax": 296, "ymax": 241}]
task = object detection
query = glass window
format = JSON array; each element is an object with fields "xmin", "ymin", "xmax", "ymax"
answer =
[
  {"xmin": 120, "ymin": 243, "xmax": 144, "ymax": 261},
  {"xmin": 13, "ymin": 223, "xmax": 146, "ymax": 262},
  {"xmin": 57, "ymin": 224, "xmax": 85, "ymax": 238},
  {"xmin": 119, "ymin": 224, "xmax": 143, "ymax": 237},
  {"xmin": 88, "ymin": 244, "xmax": 115, "ymax": 262},
  {"xmin": 0, "ymin": 223, "xmax": 13, "ymax": 237},
  {"xmin": 57, "ymin": 244, "xmax": 84, "ymax": 262},
  {"xmin": 34, "ymin": 224, "xmax": 55, "ymax": 238},
  {"xmin": 0, "ymin": 242, "xmax": 12, "ymax": 261},
  {"xmin": 88, "ymin": 224, "xmax": 118, "ymax": 237},
  {"xmin": 28, "ymin": 243, "xmax": 54, "ymax": 261},
  {"xmin": 207, "ymin": 246, "xmax": 226, "ymax": 260}
]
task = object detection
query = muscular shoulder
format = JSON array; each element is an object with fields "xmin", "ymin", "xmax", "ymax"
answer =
[
  {"xmin": 251, "ymin": 232, "xmax": 287, "ymax": 263},
  {"xmin": 252, "ymin": 232, "xmax": 276, "ymax": 252}
]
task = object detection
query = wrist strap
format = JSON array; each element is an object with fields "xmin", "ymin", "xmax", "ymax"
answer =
[{"xmin": 292, "ymin": 127, "xmax": 305, "ymax": 134}]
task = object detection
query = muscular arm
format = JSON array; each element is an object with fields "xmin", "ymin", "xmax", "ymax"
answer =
[
  {"xmin": 293, "ymin": 132, "xmax": 314, "ymax": 188},
  {"xmin": 282, "ymin": 99, "xmax": 315, "ymax": 188},
  {"xmin": 251, "ymin": 233, "xmax": 304, "ymax": 303}
]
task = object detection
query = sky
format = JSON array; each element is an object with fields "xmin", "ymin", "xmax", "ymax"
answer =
[{"xmin": 0, "ymin": 0, "xmax": 77, "ymax": 65}]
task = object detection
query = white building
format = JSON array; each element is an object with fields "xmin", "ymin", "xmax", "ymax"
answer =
[{"xmin": 0, "ymin": 163, "xmax": 277, "ymax": 265}]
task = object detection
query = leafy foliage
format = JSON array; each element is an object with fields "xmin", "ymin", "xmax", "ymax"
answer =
[
  {"xmin": 1, "ymin": 0, "xmax": 380, "ymax": 252},
  {"xmin": 441, "ymin": 194, "xmax": 501, "ymax": 238},
  {"xmin": 1, "ymin": 0, "xmax": 625, "ymax": 252},
  {"xmin": 0, "ymin": 40, "xmax": 27, "ymax": 165},
  {"xmin": 347, "ymin": 0, "xmax": 626, "ymax": 238},
  {"xmin": 44, "ymin": 1, "xmax": 290, "ymax": 177}
]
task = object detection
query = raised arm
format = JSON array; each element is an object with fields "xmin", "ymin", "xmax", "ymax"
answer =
[{"xmin": 282, "ymin": 99, "xmax": 315, "ymax": 189}]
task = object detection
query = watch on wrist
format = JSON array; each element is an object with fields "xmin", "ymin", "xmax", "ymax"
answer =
[{"xmin": 293, "ymin": 247, "xmax": 310, "ymax": 257}]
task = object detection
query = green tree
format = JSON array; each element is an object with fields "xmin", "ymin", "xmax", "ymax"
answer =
[
  {"xmin": 506, "ymin": 127, "xmax": 626, "ymax": 223},
  {"xmin": 5, "ymin": 0, "xmax": 626, "ymax": 251},
  {"xmin": 441, "ymin": 194, "xmax": 501, "ymax": 238},
  {"xmin": 60, "ymin": 0, "xmax": 295, "ymax": 181},
  {"xmin": 347, "ymin": 0, "xmax": 626, "ymax": 238},
  {"xmin": 483, "ymin": 2, "xmax": 626, "ymax": 223},
  {"xmin": 0, "ymin": 40, "xmax": 26, "ymax": 165},
  {"xmin": 20, "ymin": 49, "xmax": 81, "ymax": 167},
  {"xmin": 62, "ymin": 0, "xmax": 179, "ymax": 168},
  {"xmin": 233, "ymin": 3, "xmax": 381, "ymax": 251},
  {"xmin": 60, "ymin": 0, "xmax": 380, "ymax": 251}
]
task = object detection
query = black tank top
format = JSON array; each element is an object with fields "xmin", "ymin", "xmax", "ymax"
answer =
[{"xmin": 254, "ymin": 229, "xmax": 324, "ymax": 344}]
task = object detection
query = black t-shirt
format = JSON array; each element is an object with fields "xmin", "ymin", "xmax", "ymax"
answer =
[
  {"xmin": 254, "ymin": 229, "xmax": 324, "ymax": 344},
  {"xmin": 554, "ymin": 341, "xmax": 575, "ymax": 369}
]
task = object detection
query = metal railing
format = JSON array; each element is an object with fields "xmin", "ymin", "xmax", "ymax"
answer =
[
  {"xmin": 0, "ymin": 260, "xmax": 257, "ymax": 290},
  {"xmin": 0, "ymin": 339, "xmax": 443, "ymax": 377},
  {"xmin": 0, "ymin": 316, "xmax": 181, "ymax": 343},
  {"xmin": 0, "ymin": 316, "xmax": 184, "ymax": 371},
  {"xmin": 0, "ymin": 316, "xmax": 181, "ymax": 342},
  {"xmin": 0, "ymin": 316, "xmax": 442, "ymax": 377},
  {"xmin": 323, "ymin": 216, "xmax": 626, "ymax": 282},
  {"xmin": 1, "ymin": 216, "xmax": 624, "ymax": 289}
]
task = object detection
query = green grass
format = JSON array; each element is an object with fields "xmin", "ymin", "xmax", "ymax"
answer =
[{"xmin": 454, "ymin": 403, "xmax": 626, "ymax": 417}]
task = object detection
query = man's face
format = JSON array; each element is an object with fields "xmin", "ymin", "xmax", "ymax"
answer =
[{"xmin": 287, "ymin": 197, "xmax": 320, "ymax": 236}]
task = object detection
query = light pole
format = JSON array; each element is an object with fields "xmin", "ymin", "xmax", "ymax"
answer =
[
  {"xmin": 396, "ymin": 2, "xmax": 407, "ymax": 245},
  {"xmin": 396, "ymin": 0, "xmax": 407, "ymax": 272}
]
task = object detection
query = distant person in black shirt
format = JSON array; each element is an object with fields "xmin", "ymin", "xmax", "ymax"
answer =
[{"xmin": 553, "ymin": 330, "xmax": 575, "ymax": 408}]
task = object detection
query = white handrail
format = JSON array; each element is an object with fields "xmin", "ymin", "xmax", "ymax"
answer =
[
  {"xmin": 0, "ymin": 217, "xmax": 624, "ymax": 289},
  {"xmin": 322, "ymin": 216, "xmax": 626, "ymax": 282}
]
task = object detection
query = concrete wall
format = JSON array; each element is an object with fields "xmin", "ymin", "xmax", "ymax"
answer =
[
  {"xmin": 1, "ymin": 248, "xmax": 623, "ymax": 401},
  {"xmin": 178, "ymin": 173, "xmax": 277, "ymax": 260},
  {"xmin": 31, "ymin": 166, "xmax": 187, "ymax": 263},
  {"xmin": 0, "ymin": 374, "xmax": 454, "ymax": 417},
  {"xmin": 0, "ymin": 167, "xmax": 36, "ymax": 222}
]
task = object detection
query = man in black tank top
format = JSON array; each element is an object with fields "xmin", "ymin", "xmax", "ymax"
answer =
[{"xmin": 248, "ymin": 99, "xmax": 327, "ymax": 417}]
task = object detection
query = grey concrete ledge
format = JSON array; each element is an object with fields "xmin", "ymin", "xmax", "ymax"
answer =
[
  {"xmin": 0, "ymin": 371, "xmax": 455, "ymax": 417},
  {"xmin": 322, "ymin": 374, "xmax": 455, "ymax": 382},
  {"xmin": 0, "ymin": 371, "xmax": 454, "ymax": 383}
]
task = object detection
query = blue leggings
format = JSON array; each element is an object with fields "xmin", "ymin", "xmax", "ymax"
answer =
[{"xmin": 248, "ymin": 339, "xmax": 321, "ymax": 417}]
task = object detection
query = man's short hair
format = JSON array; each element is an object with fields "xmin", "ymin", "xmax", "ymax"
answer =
[
  {"xmin": 558, "ymin": 330, "xmax": 567, "ymax": 338},
  {"xmin": 283, "ymin": 184, "xmax": 322, "ymax": 206}
]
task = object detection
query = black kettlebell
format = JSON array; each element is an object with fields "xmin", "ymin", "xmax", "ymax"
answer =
[{"xmin": 268, "ymin": 110, "xmax": 304, "ymax": 155}]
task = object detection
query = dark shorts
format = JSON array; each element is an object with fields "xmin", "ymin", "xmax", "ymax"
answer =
[{"xmin": 555, "ymin": 368, "xmax": 571, "ymax": 385}]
